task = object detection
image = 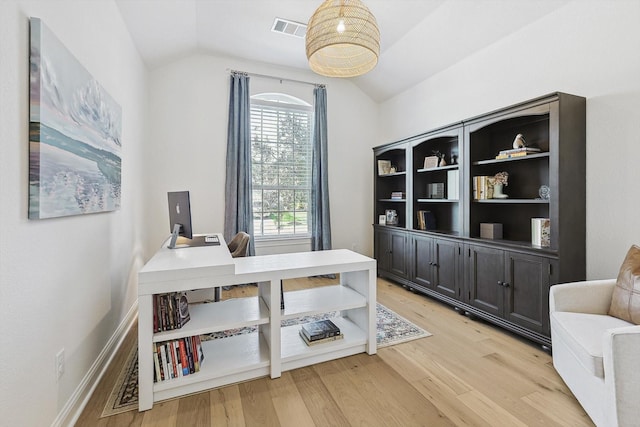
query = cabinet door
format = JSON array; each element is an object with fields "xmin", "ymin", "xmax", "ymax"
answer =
[
  {"xmin": 374, "ymin": 228, "xmax": 391, "ymax": 273},
  {"xmin": 433, "ymin": 238, "xmax": 461, "ymax": 299},
  {"xmin": 503, "ymin": 252, "xmax": 551, "ymax": 334},
  {"xmin": 465, "ymin": 244, "xmax": 504, "ymax": 317},
  {"xmin": 410, "ymin": 234, "xmax": 434, "ymax": 290},
  {"xmin": 389, "ymin": 231, "xmax": 408, "ymax": 278}
]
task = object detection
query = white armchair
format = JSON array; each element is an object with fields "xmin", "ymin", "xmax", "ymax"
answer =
[{"xmin": 549, "ymin": 279, "xmax": 640, "ymax": 427}]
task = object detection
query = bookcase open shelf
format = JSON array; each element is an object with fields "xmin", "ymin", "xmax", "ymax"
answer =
[
  {"xmin": 138, "ymin": 245, "xmax": 376, "ymax": 411},
  {"xmin": 373, "ymin": 92, "xmax": 585, "ymax": 347}
]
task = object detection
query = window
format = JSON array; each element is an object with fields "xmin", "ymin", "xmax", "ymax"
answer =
[{"xmin": 250, "ymin": 93, "xmax": 313, "ymax": 238}]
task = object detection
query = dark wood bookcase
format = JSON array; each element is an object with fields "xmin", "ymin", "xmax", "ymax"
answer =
[{"xmin": 373, "ymin": 93, "xmax": 585, "ymax": 347}]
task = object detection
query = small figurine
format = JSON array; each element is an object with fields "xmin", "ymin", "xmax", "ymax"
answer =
[
  {"xmin": 438, "ymin": 153, "xmax": 447, "ymax": 167},
  {"xmin": 513, "ymin": 134, "xmax": 526, "ymax": 149}
]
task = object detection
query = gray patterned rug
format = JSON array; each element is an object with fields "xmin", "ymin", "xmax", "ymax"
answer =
[{"xmin": 101, "ymin": 302, "xmax": 430, "ymax": 417}]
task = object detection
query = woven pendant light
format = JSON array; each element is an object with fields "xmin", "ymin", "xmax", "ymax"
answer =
[{"xmin": 306, "ymin": 0, "xmax": 380, "ymax": 78}]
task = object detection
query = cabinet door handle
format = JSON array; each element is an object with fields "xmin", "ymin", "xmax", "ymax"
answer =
[
  {"xmin": 497, "ymin": 281, "xmax": 503, "ymax": 287},
  {"xmin": 503, "ymin": 282, "xmax": 510, "ymax": 288},
  {"xmin": 432, "ymin": 263, "xmax": 439, "ymax": 268}
]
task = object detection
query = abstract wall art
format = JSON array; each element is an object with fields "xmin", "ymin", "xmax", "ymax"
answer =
[{"xmin": 29, "ymin": 17, "xmax": 122, "ymax": 219}]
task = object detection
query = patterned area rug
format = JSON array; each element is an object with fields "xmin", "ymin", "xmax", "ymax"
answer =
[{"xmin": 101, "ymin": 302, "xmax": 430, "ymax": 417}]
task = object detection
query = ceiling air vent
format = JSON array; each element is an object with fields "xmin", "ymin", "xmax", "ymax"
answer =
[{"xmin": 272, "ymin": 18, "xmax": 307, "ymax": 38}]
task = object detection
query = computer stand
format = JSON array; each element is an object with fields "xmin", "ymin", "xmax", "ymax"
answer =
[{"xmin": 168, "ymin": 224, "xmax": 181, "ymax": 249}]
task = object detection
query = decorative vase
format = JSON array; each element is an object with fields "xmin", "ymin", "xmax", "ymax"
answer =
[{"xmin": 493, "ymin": 183, "xmax": 508, "ymax": 199}]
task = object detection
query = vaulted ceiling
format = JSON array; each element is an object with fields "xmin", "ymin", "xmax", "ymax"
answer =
[{"xmin": 115, "ymin": 0, "xmax": 570, "ymax": 102}]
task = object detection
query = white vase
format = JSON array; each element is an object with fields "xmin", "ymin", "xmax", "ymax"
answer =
[{"xmin": 493, "ymin": 183, "xmax": 508, "ymax": 199}]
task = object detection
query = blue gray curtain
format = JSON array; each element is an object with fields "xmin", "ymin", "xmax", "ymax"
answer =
[
  {"xmin": 311, "ymin": 85, "xmax": 332, "ymax": 251},
  {"xmin": 224, "ymin": 72, "xmax": 255, "ymax": 256}
]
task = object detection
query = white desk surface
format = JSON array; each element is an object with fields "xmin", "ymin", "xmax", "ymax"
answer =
[
  {"xmin": 138, "ymin": 233, "xmax": 234, "ymax": 283},
  {"xmin": 234, "ymin": 249, "xmax": 374, "ymax": 277}
]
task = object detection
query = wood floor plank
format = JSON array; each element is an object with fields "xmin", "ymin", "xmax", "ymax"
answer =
[
  {"xmin": 209, "ymin": 385, "xmax": 246, "ymax": 427},
  {"xmin": 266, "ymin": 372, "xmax": 315, "ymax": 427},
  {"xmin": 313, "ymin": 358, "xmax": 395, "ymax": 426},
  {"xmin": 176, "ymin": 392, "xmax": 210, "ymax": 427},
  {"xmin": 140, "ymin": 399, "xmax": 179, "ymax": 427},
  {"xmin": 351, "ymin": 352, "xmax": 457, "ymax": 426},
  {"xmin": 238, "ymin": 377, "xmax": 281, "ymax": 427},
  {"xmin": 290, "ymin": 366, "xmax": 351, "ymax": 426},
  {"xmin": 522, "ymin": 390, "xmax": 594, "ymax": 427}
]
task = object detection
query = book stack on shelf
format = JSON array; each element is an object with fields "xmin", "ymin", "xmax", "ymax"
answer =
[
  {"xmin": 473, "ymin": 176, "xmax": 495, "ymax": 200},
  {"xmin": 417, "ymin": 210, "xmax": 436, "ymax": 231},
  {"xmin": 495, "ymin": 147, "xmax": 541, "ymax": 159},
  {"xmin": 299, "ymin": 319, "xmax": 343, "ymax": 346},
  {"xmin": 153, "ymin": 292, "xmax": 191, "ymax": 332},
  {"xmin": 390, "ymin": 191, "xmax": 405, "ymax": 200},
  {"xmin": 153, "ymin": 335, "xmax": 204, "ymax": 382}
]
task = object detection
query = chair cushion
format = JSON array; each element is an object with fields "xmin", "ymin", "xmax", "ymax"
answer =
[
  {"xmin": 551, "ymin": 311, "xmax": 633, "ymax": 378},
  {"xmin": 609, "ymin": 245, "xmax": 640, "ymax": 324}
]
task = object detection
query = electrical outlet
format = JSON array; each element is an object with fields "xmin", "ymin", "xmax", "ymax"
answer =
[{"xmin": 56, "ymin": 349, "xmax": 65, "ymax": 381}]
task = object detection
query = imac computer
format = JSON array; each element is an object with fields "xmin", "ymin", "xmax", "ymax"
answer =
[{"xmin": 167, "ymin": 191, "xmax": 219, "ymax": 249}]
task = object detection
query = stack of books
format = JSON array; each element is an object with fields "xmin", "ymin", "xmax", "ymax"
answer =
[
  {"xmin": 153, "ymin": 292, "xmax": 191, "ymax": 332},
  {"xmin": 473, "ymin": 176, "xmax": 494, "ymax": 200},
  {"xmin": 417, "ymin": 210, "xmax": 436, "ymax": 231},
  {"xmin": 153, "ymin": 335, "xmax": 204, "ymax": 382},
  {"xmin": 390, "ymin": 191, "xmax": 405, "ymax": 200},
  {"xmin": 495, "ymin": 147, "xmax": 541, "ymax": 159},
  {"xmin": 299, "ymin": 319, "xmax": 343, "ymax": 346}
]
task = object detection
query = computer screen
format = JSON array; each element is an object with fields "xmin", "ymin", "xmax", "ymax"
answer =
[{"xmin": 167, "ymin": 191, "xmax": 193, "ymax": 248}]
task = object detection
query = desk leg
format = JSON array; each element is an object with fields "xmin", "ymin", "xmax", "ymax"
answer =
[
  {"xmin": 341, "ymin": 269, "xmax": 377, "ymax": 355},
  {"xmin": 269, "ymin": 279, "xmax": 282, "ymax": 378},
  {"xmin": 138, "ymin": 294, "xmax": 154, "ymax": 410}
]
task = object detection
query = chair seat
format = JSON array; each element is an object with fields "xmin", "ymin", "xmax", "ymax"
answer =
[{"xmin": 551, "ymin": 311, "xmax": 633, "ymax": 378}]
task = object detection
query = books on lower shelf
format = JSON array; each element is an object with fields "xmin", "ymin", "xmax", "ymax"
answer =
[
  {"xmin": 300, "ymin": 319, "xmax": 341, "ymax": 342},
  {"xmin": 153, "ymin": 335, "xmax": 204, "ymax": 383},
  {"xmin": 153, "ymin": 292, "xmax": 191, "ymax": 332},
  {"xmin": 417, "ymin": 210, "xmax": 436, "ymax": 231},
  {"xmin": 299, "ymin": 330, "xmax": 345, "ymax": 346}
]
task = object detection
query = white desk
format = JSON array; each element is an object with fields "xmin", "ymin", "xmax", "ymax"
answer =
[{"xmin": 138, "ymin": 235, "xmax": 377, "ymax": 411}]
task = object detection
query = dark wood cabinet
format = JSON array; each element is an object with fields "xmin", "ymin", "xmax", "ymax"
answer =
[
  {"xmin": 408, "ymin": 234, "xmax": 461, "ymax": 299},
  {"xmin": 464, "ymin": 243, "xmax": 553, "ymax": 339},
  {"xmin": 503, "ymin": 251, "xmax": 553, "ymax": 335},
  {"xmin": 373, "ymin": 93, "xmax": 585, "ymax": 347},
  {"xmin": 432, "ymin": 238, "xmax": 462, "ymax": 299},
  {"xmin": 375, "ymin": 226, "xmax": 408, "ymax": 279},
  {"xmin": 465, "ymin": 244, "xmax": 504, "ymax": 318},
  {"xmin": 409, "ymin": 233, "xmax": 434, "ymax": 290}
]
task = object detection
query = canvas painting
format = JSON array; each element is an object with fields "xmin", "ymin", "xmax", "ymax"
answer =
[{"xmin": 29, "ymin": 18, "xmax": 121, "ymax": 219}]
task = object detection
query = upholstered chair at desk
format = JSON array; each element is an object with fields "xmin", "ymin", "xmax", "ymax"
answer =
[{"xmin": 215, "ymin": 231, "xmax": 251, "ymax": 301}]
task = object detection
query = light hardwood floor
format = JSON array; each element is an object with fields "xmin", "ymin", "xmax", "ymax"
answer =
[{"xmin": 76, "ymin": 277, "xmax": 593, "ymax": 426}]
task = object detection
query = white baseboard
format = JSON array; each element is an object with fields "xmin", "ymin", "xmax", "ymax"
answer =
[{"xmin": 51, "ymin": 301, "xmax": 138, "ymax": 427}]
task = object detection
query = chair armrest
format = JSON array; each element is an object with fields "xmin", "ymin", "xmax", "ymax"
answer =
[
  {"xmin": 549, "ymin": 279, "xmax": 616, "ymax": 314},
  {"xmin": 603, "ymin": 325, "xmax": 640, "ymax": 425}
]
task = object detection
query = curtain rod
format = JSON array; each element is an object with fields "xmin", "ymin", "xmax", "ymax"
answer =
[{"xmin": 228, "ymin": 69, "xmax": 324, "ymax": 88}]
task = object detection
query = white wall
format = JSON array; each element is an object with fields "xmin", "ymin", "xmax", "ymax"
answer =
[
  {"xmin": 379, "ymin": 0, "xmax": 640, "ymax": 279},
  {"xmin": 145, "ymin": 55, "xmax": 378, "ymax": 258},
  {"xmin": 0, "ymin": 1, "xmax": 147, "ymax": 426}
]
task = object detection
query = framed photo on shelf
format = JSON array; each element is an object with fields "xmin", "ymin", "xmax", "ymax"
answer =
[
  {"xmin": 423, "ymin": 156, "xmax": 439, "ymax": 169},
  {"xmin": 385, "ymin": 209, "xmax": 398, "ymax": 226},
  {"xmin": 378, "ymin": 214, "xmax": 386, "ymax": 225},
  {"xmin": 377, "ymin": 160, "xmax": 391, "ymax": 175}
]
